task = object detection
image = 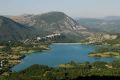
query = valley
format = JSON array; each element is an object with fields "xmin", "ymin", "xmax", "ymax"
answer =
[
  {"xmin": 0, "ymin": 11, "xmax": 120, "ymax": 80},
  {"xmin": 1, "ymin": 0, "xmax": 120, "ymax": 79}
]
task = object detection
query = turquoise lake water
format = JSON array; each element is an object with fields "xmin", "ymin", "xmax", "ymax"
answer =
[{"xmin": 12, "ymin": 43, "xmax": 120, "ymax": 72}]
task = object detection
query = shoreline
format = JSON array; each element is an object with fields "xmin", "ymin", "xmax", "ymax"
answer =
[
  {"xmin": 9, "ymin": 45, "xmax": 50, "ymax": 72},
  {"xmin": 89, "ymin": 52, "xmax": 120, "ymax": 58},
  {"xmin": 10, "ymin": 43, "xmax": 88, "ymax": 72},
  {"xmin": 53, "ymin": 43, "xmax": 85, "ymax": 45}
]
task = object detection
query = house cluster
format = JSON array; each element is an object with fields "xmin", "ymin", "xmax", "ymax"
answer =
[
  {"xmin": 37, "ymin": 33, "xmax": 61, "ymax": 41},
  {"xmin": 87, "ymin": 33, "xmax": 118, "ymax": 44},
  {"xmin": 24, "ymin": 33, "xmax": 61, "ymax": 44}
]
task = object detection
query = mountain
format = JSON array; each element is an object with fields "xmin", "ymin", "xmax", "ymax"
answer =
[
  {"xmin": 0, "ymin": 16, "xmax": 37, "ymax": 41},
  {"xmin": 104, "ymin": 16, "xmax": 120, "ymax": 20},
  {"xmin": 10, "ymin": 12, "xmax": 88, "ymax": 41},
  {"xmin": 77, "ymin": 17, "xmax": 120, "ymax": 33}
]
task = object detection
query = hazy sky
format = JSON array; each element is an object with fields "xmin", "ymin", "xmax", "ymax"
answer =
[{"xmin": 0, "ymin": 0, "xmax": 120, "ymax": 18}]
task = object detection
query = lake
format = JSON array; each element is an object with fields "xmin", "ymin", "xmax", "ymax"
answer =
[{"xmin": 12, "ymin": 43, "xmax": 120, "ymax": 72}]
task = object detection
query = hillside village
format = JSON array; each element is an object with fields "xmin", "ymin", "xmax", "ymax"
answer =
[
  {"xmin": 86, "ymin": 33, "xmax": 118, "ymax": 44},
  {"xmin": 24, "ymin": 33, "xmax": 61, "ymax": 43}
]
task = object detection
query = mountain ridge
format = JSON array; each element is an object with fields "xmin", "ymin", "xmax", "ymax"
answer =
[
  {"xmin": 0, "ymin": 12, "xmax": 88, "ymax": 41},
  {"xmin": 0, "ymin": 16, "xmax": 37, "ymax": 41},
  {"xmin": 9, "ymin": 12, "xmax": 88, "ymax": 41}
]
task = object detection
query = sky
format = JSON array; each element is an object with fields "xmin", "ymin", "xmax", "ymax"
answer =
[{"xmin": 0, "ymin": 0, "xmax": 120, "ymax": 18}]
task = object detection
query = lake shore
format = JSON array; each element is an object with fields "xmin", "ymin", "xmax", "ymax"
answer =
[
  {"xmin": 89, "ymin": 52, "xmax": 120, "ymax": 58},
  {"xmin": 0, "ymin": 43, "xmax": 50, "ymax": 76},
  {"xmin": 53, "ymin": 43, "xmax": 87, "ymax": 45}
]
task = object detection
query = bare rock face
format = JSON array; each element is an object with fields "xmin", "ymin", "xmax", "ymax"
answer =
[
  {"xmin": 10, "ymin": 12, "xmax": 87, "ymax": 41},
  {"xmin": 11, "ymin": 12, "xmax": 86, "ymax": 31}
]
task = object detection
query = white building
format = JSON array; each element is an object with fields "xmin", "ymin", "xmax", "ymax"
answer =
[
  {"xmin": 37, "ymin": 37, "xmax": 41, "ymax": 41},
  {"xmin": 0, "ymin": 60, "xmax": 3, "ymax": 70}
]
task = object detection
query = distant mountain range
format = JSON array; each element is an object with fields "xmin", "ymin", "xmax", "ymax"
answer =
[
  {"xmin": 104, "ymin": 16, "xmax": 120, "ymax": 20},
  {"xmin": 0, "ymin": 12, "xmax": 87, "ymax": 41},
  {"xmin": 77, "ymin": 16, "xmax": 120, "ymax": 33}
]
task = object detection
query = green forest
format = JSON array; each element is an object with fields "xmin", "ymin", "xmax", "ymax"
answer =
[{"xmin": 0, "ymin": 60, "xmax": 119, "ymax": 80}]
